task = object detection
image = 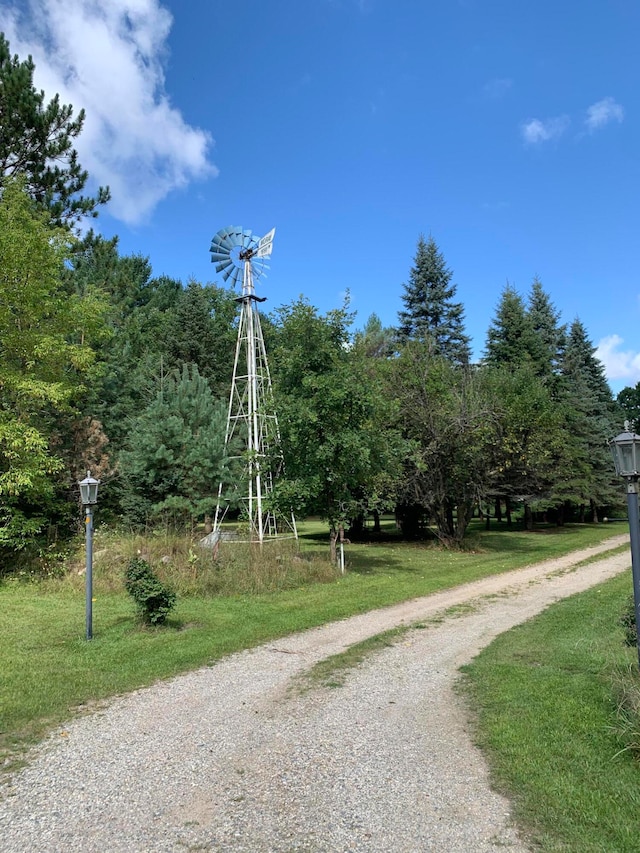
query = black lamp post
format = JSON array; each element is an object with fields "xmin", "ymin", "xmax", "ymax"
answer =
[
  {"xmin": 78, "ymin": 471, "xmax": 100, "ymax": 640},
  {"xmin": 610, "ymin": 424, "xmax": 640, "ymax": 668}
]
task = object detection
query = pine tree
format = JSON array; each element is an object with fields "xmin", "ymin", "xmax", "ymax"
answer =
[
  {"xmin": 119, "ymin": 364, "xmax": 233, "ymax": 527},
  {"xmin": 354, "ymin": 313, "xmax": 396, "ymax": 359},
  {"xmin": 397, "ymin": 235, "xmax": 470, "ymax": 364},
  {"xmin": 0, "ymin": 33, "xmax": 109, "ymax": 227}
]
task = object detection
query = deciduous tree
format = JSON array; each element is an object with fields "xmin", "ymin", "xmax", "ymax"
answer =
[{"xmin": 0, "ymin": 178, "xmax": 107, "ymax": 551}]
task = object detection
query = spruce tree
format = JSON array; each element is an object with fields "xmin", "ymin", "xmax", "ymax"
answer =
[
  {"xmin": 527, "ymin": 278, "xmax": 566, "ymax": 380},
  {"xmin": 483, "ymin": 285, "xmax": 537, "ymax": 368},
  {"xmin": 554, "ymin": 318, "xmax": 619, "ymax": 519},
  {"xmin": 0, "ymin": 33, "xmax": 109, "ymax": 227},
  {"xmin": 397, "ymin": 235, "xmax": 470, "ymax": 364}
]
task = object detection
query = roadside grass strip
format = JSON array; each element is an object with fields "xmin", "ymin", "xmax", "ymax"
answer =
[{"xmin": 461, "ymin": 571, "xmax": 640, "ymax": 853}]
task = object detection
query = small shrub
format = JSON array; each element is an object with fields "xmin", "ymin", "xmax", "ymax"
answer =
[
  {"xmin": 124, "ymin": 557, "xmax": 176, "ymax": 625},
  {"xmin": 620, "ymin": 595, "xmax": 637, "ymax": 648}
]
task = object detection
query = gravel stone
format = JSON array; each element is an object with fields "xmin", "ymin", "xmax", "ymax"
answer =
[{"xmin": 0, "ymin": 535, "xmax": 630, "ymax": 852}]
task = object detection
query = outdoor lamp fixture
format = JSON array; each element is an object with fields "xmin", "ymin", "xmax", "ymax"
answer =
[
  {"xmin": 78, "ymin": 471, "xmax": 100, "ymax": 640},
  {"xmin": 610, "ymin": 423, "xmax": 640, "ymax": 668}
]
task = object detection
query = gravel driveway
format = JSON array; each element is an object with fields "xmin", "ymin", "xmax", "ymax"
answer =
[{"xmin": 0, "ymin": 534, "xmax": 630, "ymax": 852}]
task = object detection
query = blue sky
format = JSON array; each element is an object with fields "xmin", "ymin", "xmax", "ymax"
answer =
[{"xmin": 3, "ymin": 0, "xmax": 639, "ymax": 392}]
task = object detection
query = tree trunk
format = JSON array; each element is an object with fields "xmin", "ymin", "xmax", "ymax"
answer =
[
  {"xmin": 446, "ymin": 503, "xmax": 454, "ymax": 537},
  {"xmin": 505, "ymin": 497, "xmax": 512, "ymax": 528},
  {"xmin": 524, "ymin": 503, "xmax": 533, "ymax": 531},
  {"xmin": 591, "ymin": 499, "xmax": 599, "ymax": 523},
  {"xmin": 373, "ymin": 509, "xmax": 381, "ymax": 533},
  {"xmin": 495, "ymin": 497, "xmax": 502, "ymax": 523},
  {"xmin": 329, "ymin": 526, "xmax": 338, "ymax": 564}
]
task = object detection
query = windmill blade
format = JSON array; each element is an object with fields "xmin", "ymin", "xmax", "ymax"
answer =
[
  {"xmin": 215, "ymin": 259, "xmax": 234, "ymax": 274},
  {"xmin": 212, "ymin": 227, "xmax": 240, "ymax": 254},
  {"xmin": 210, "ymin": 250, "xmax": 231, "ymax": 262},
  {"xmin": 228, "ymin": 226, "xmax": 244, "ymax": 246}
]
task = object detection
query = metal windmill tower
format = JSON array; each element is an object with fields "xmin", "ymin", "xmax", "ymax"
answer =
[{"xmin": 206, "ymin": 225, "xmax": 297, "ymax": 545}]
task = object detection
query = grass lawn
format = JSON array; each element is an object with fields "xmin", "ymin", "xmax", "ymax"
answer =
[
  {"xmin": 461, "ymin": 570, "xmax": 640, "ymax": 852},
  {"xmin": 0, "ymin": 519, "xmax": 628, "ymax": 770}
]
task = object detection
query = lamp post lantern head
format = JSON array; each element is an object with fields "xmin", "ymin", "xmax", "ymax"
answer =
[
  {"xmin": 79, "ymin": 470, "xmax": 100, "ymax": 506},
  {"xmin": 610, "ymin": 422, "xmax": 640, "ymax": 480}
]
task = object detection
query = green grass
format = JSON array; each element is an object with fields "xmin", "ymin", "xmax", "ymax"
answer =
[
  {"xmin": 461, "ymin": 570, "xmax": 640, "ymax": 852},
  {"xmin": 0, "ymin": 519, "xmax": 628, "ymax": 771},
  {"xmin": 292, "ymin": 626, "xmax": 412, "ymax": 692}
]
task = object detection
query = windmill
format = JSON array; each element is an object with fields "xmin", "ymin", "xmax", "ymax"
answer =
[{"xmin": 203, "ymin": 226, "xmax": 297, "ymax": 546}]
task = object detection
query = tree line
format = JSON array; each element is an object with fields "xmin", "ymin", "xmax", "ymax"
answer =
[{"xmin": 0, "ymin": 33, "xmax": 634, "ymax": 566}]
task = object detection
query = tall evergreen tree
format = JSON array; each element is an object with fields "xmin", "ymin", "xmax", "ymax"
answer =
[
  {"xmin": 0, "ymin": 34, "xmax": 109, "ymax": 227},
  {"xmin": 397, "ymin": 235, "xmax": 470, "ymax": 364},
  {"xmin": 553, "ymin": 318, "xmax": 619, "ymax": 519},
  {"xmin": 483, "ymin": 284, "xmax": 537, "ymax": 368},
  {"xmin": 527, "ymin": 278, "xmax": 566, "ymax": 380}
]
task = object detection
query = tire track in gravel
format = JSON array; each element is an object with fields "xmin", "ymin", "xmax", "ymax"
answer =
[{"xmin": 0, "ymin": 534, "xmax": 631, "ymax": 852}]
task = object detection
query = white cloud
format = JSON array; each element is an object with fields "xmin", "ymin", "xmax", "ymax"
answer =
[
  {"xmin": 2, "ymin": 0, "xmax": 216, "ymax": 224},
  {"xmin": 585, "ymin": 97, "xmax": 624, "ymax": 132},
  {"xmin": 520, "ymin": 116, "xmax": 569, "ymax": 145},
  {"xmin": 595, "ymin": 334, "xmax": 640, "ymax": 384}
]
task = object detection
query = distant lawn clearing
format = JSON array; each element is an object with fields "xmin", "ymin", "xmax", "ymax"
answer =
[
  {"xmin": 461, "ymin": 569, "xmax": 640, "ymax": 853},
  {"xmin": 0, "ymin": 521, "xmax": 628, "ymax": 771}
]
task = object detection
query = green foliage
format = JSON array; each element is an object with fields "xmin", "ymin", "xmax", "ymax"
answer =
[
  {"xmin": 124, "ymin": 556, "xmax": 176, "ymax": 625},
  {"xmin": 118, "ymin": 363, "xmax": 233, "ymax": 527},
  {"xmin": 620, "ymin": 594, "xmax": 637, "ymax": 648},
  {"xmin": 270, "ymin": 298, "xmax": 403, "ymax": 535},
  {"xmin": 0, "ymin": 34, "xmax": 109, "ymax": 227},
  {"xmin": 483, "ymin": 284, "xmax": 537, "ymax": 368},
  {"xmin": 354, "ymin": 312, "xmax": 396, "ymax": 358},
  {"xmin": 392, "ymin": 346, "xmax": 501, "ymax": 544},
  {"xmin": 397, "ymin": 235, "xmax": 470, "ymax": 364},
  {"xmin": 0, "ymin": 178, "xmax": 108, "ymax": 551},
  {"xmin": 526, "ymin": 277, "xmax": 566, "ymax": 380},
  {"xmin": 552, "ymin": 319, "xmax": 620, "ymax": 516},
  {"xmin": 69, "ymin": 235, "xmax": 239, "ymax": 452},
  {"xmin": 617, "ymin": 383, "xmax": 640, "ymax": 432}
]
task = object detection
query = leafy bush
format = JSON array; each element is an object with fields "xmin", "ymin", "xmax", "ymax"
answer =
[
  {"xmin": 621, "ymin": 594, "xmax": 637, "ymax": 648},
  {"xmin": 124, "ymin": 557, "xmax": 176, "ymax": 625}
]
